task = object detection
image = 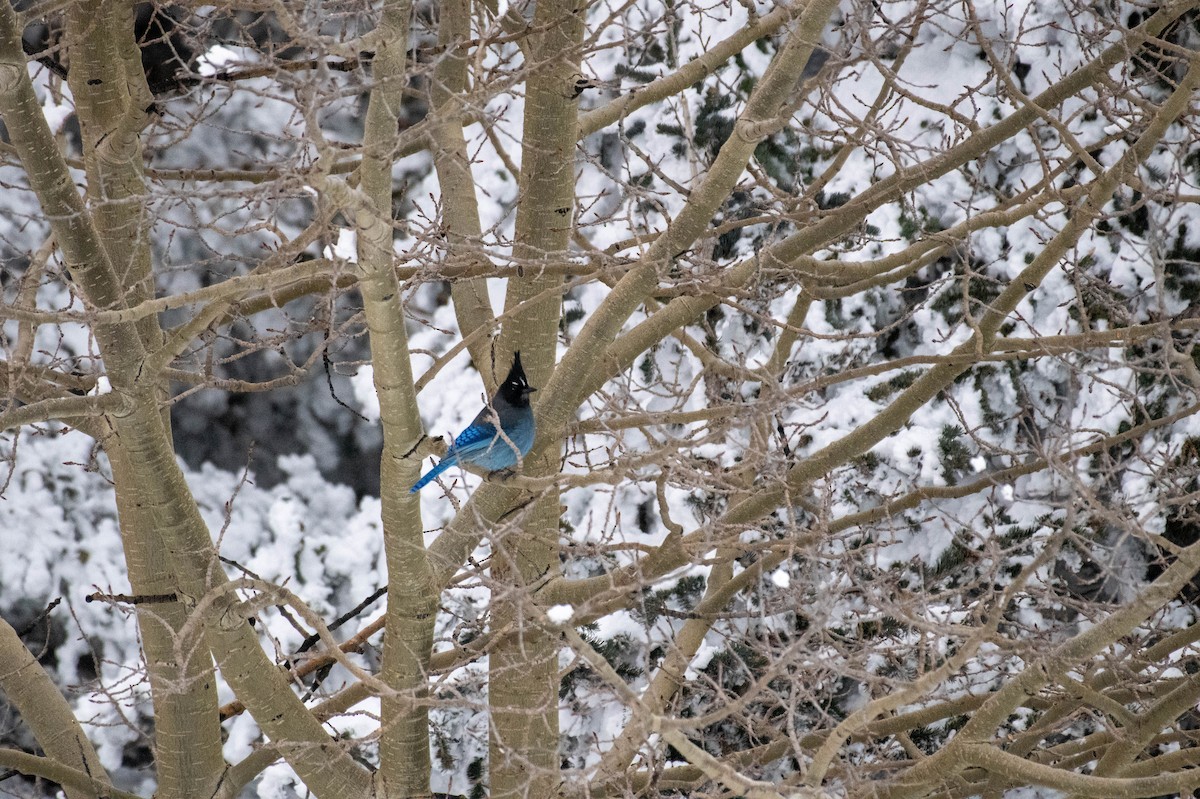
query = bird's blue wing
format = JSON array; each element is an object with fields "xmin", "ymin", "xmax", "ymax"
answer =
[
  {"xmin": 452, "ymin": 419, "xmax": 498, "ymax": 454},
  {"xmin": 412, "ymin": 406, "xmax": 533, "ymax": 491}
]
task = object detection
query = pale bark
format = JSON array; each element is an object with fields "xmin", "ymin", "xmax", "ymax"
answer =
[
  {"xmin": 0, "ymin": 1, "xmax": 1193, "ymax": 796},
  {"xmin": 489, "ymin": 0, "xmax": 584, "ymax": 794},
  {"xmin": 430, "ymin": 0, "xmax": 497, "ymax": 381},
  {"xmin": 0, "ymin": 2, "xmax": 376, "ymax": 795},
  {"xmin": 352, "ymin": 1, "xmax": 437, "ymax": 795},
  {"xmin": 61, "ymin": 5, "xmax": 226, "ymax": 795},
  {"xmin": 0, "ymin": 618, "xmax": 108, "ymax": 799},
  {"xmin": 529, "ymin": 0, "xmax": 1198, "ymax": 612}
]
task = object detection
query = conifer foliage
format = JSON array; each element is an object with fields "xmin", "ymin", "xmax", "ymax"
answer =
[{"xmin": 0, "ymin": 1, "xmax": 1199, "ymax": 797}]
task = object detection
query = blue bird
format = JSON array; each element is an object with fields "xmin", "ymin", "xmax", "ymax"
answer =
[{"xmin": 410, "ymin": 352, "xmax": 537, "ymax": 493}]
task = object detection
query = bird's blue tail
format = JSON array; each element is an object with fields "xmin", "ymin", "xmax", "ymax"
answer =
[{"xmin": 410, "ymin": 455, "xmax": 456, "ymax": 493}]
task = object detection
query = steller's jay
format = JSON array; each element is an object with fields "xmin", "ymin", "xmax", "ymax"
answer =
[{"xmin": 409, "ymin": 351, "xmax": 537, "ymax": 493}]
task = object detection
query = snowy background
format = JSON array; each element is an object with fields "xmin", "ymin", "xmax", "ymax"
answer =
[{"xmin": 2, "ymin": 0, "xmax": 1200, "ymax": 795}]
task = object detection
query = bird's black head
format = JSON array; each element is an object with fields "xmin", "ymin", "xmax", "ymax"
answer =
[{"xmin": 498, "ymin": 351, "xmax": 537, "ymax": 407}]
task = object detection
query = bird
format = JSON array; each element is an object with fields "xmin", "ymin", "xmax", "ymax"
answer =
[{"xmin": 409, "ymin": 351, "xmax": 537, "ymax": 493}]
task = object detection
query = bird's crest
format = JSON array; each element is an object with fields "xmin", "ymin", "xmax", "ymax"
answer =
[{"xmin": 500, "ymin": 351, "xmax": 536, "ymax": 406}]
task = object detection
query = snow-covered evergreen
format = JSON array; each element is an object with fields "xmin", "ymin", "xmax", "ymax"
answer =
[{"xmin": 2, "ymin": 0, "xmax": 1199, "ymax": 795}]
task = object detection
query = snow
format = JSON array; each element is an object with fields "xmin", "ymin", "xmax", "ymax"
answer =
[
  {"xmin": 195, "ymin": 45, "xmax": 246, "ymax": 77},
  {"xmin": 350, "ymin": 365, "xmax": 381, "ymax": 422},
  {"xmin": 39, "ymin": 93, "xmax": 72, "ymax": 136},
  {"xmin": 547, "ymin": 604, "xmax": 575, "ymax": 624},
  {"xmin": 324, "ymin": 228, "xmax": 359, "ymax": 263},
  {"xmin": 4, "ymin": 0, "xmax": 1200, "ymax": 794}
]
